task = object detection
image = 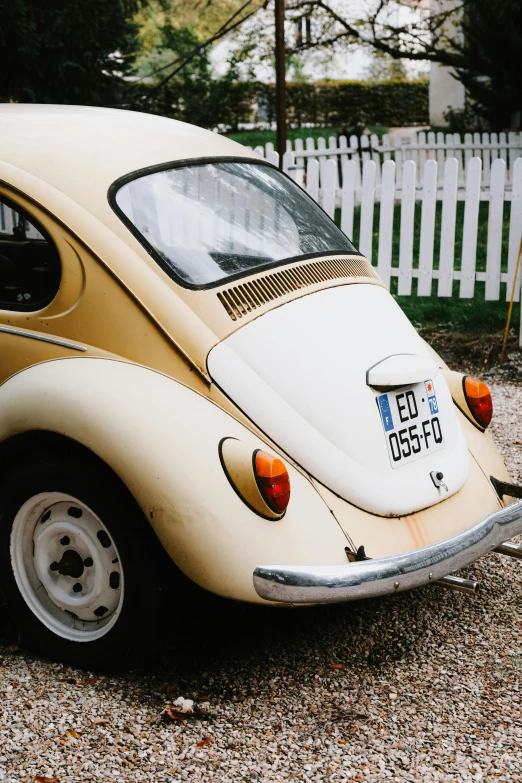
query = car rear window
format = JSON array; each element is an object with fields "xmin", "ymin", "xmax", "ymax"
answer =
[{"xmin": 112, "ymin": 160, "xmax": 357, "ymax": 288}]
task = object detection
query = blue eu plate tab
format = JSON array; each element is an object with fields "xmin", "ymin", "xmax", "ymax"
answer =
[{"xmin": 378, "ymin": 394, "xmax": 395, "ymax": 432}]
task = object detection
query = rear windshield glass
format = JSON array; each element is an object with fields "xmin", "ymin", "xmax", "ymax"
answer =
[{"xmin": 114, "ymin": 160, "xmax": 357, "ymax": 287}]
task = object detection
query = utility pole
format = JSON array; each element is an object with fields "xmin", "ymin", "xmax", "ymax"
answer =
[{"xmin": 274, "ymin": 0, "xmax": 287, "ymax": 167}]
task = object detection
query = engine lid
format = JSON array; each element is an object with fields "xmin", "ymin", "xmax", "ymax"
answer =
[{"xmin": 208, "ymin": 284, "xmax": 469, "ymax": 517}]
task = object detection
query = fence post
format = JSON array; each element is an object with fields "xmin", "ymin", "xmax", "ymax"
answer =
[
  {"xmin": 328, "ymin": 135, "xmax": 340, "ymax": 189},
  {"xmin": 459, "ymin": 157, "xmax": 482, "ymax": 299},
  {"xmin": 438, "ymin": 158, "xmax": 459, "ymax": 297},
  {"xmin": 464, "ymin": 133, "xmax": 473, "ymax": 173},
  {"xmin": 339, "ymin": 135, "xmax": 349, "ymax": 171},
  {"xmin": 266, "ymin": 149, "xmax": 279, "ymax": 167},
  {"xmin": 306, "ymin": 159, "xmax": 320, "ymax": 203},
  {"xmin": 506, "ymin": 158, "xmax": 522, "ymax": 307},
  {"xmin": 499, "ymin": 132, "xmax": 507, "ymax": 163},
  {"xmin": 340, "ymin": 160, "xmax": 357, "ymax": 240},
  {"xmin": 321, "ymin": 159, "xmax": 337, "ymax": 219},
  {"xmin": 436, "ymin": 132, "xmax": 445, "ymax": 187},
  {"xmin": 417, "ymin": 130, "xmax": 427, "ymax": 186},
  {"xmin": 294, "ymin": 138, "xmax": 305, "ymax": 187},
  {"xmin": 382, "ymin": 133, "xmax": 391, "ymax": 163},
  {"xmin": 282, "ymin": 150, "xmax": 295, "ymax": 179},
  {"xmin": 453, "ymin": 133, "xmax": 464, "ymax": 186},
  {"xmin": 370, "ymin": 134, "xmax": 381, "ymax": 185},
  {"xmin": 398, "ymin": 160, "xmax": 416, "ymax": 295},
  {"xmin": 359, "ymin": 160, "xmax": 376, "ymax": 264},
  {"xmin": 305, "ymin": 136, "xmax": 316, "ymax": 161},
  {"xmin": 317, "ymin": 137, "xmax": 327, "ymax": 188},
  {"xmin": 482, "ymin": 132, "xmax": 491, "ymax": 185},
  {"xmin": 418, "ymin": 160, "xmax": 438, "ymax": 296},
  {"xmin": 349, "ymin": 135, "xmax": 361, "ymax": 189},
  {"xmin": 485, "ymin": 157, "xmax": 506, "ymax": 300},
  {"xmin": 376, "ymin": 160, "xmax": 396, "ymax": 289}
]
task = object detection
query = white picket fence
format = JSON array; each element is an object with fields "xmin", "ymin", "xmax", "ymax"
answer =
[
  {"xmin": 249, "ymin": 130, "xmax": 522, "ymax": 192},
  {"xmin": 265, "ymin": 150, "xmax": 522, "ymax": 341}
]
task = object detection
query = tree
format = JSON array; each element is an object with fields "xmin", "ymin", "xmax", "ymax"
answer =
[
  {"xmin": 134, "ymin": 0, "xmax": 258, "ymax": 55},
  {"xmin": 0, "ymin": 0, "xmax": 143, "ymax": 105},
  {"xmin": 454, "ymin": 0, "xmax": 522, "ymax": 129},
  {"xmin": 365, "ymin": 51, "xmax": 409, "ymax": 83},
  {"xmin": 274, "ymin": 0, "xmax": 521, "ymax": 129},
  {"xmin": 133, "ymin": 21, "xmax": 256, "ymax": 130},
  {"xmin": 224, "ymin": 0, "xmax": 520, "ymax": 129}
]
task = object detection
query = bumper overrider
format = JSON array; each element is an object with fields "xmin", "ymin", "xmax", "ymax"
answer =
[{"xmin": 253, "ymin": 497, "xmax": 522, "ymax": 604}]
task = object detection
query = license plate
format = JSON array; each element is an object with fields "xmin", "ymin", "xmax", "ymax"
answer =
[{"xmin": 377, "ymin": 379, "xmax": 444, "ymax": 468}]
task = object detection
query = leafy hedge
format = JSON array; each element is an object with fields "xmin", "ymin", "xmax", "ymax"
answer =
[
  {"xmin": 140, "ymin": 78, "xmax": 429, "ymax": 131},
  {"xmin": 280, "ymin": 80, "xmax": 429, "ymax": 128}
]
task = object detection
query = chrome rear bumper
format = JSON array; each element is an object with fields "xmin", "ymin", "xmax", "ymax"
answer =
[{"xmin": 253, "ymin": 499, "xmax": 522, "ymax": 604}]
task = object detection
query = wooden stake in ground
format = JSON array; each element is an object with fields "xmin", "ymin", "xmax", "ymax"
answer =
[{"xmin": 500, "ymin": 235, "xmax": 522, "ymax": 363}]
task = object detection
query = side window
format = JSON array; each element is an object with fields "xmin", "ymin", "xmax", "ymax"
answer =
[{"xmin": 0, "ymin": 195, "xmax": 61, "ymax": 310}]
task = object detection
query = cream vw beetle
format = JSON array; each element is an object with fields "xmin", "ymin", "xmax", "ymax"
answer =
[{"xmin": 0, "ymin": 105, "xmax": 521, "ymax": 667}]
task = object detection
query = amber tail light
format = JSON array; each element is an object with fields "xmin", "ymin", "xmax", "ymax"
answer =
[
  {"xmin": 463, "ymin": 376, "xmax": 493, "ymax": 428},
  {"xmin": 254, "ymin": 450, "xmax": 291, "ymax": 514}
]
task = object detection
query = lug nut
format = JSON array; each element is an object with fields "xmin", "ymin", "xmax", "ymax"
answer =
[
  {"xmin": 60, "ymin": 536, "xmax": 70, "ymax": 546},
  {"xmin": 72, "ymin": 583, "xmax": 82, "ymax": 593}
]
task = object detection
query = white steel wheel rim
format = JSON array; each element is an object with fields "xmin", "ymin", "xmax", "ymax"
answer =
[{"xmin": 10, "ymin": 492, "xmax": 124, "ymax": 642}]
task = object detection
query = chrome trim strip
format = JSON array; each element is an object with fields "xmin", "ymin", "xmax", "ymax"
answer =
[
  {"xmin": 253, "ymin": 499, "xmax": 522, "ymax": 603},
  {"xmin": 0, "ymin": 326, "xmax": 87, "ymax": 352}
]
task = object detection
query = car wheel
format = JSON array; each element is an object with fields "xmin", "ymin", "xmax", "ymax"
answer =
[{"xmin": 0, "ymin": 449, "xmax": 165, "ymax": 669}]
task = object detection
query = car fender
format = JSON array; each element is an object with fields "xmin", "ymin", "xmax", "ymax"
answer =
[{"xmin": 0, "ymin": 357, "xmax": 349, "ymax": 603}]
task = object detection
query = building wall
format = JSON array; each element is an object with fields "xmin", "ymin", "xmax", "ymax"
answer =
[
  {"xmin": 428, "ymin": 0, "xmax": 465, "ymax": 126},
  {"xmin": 429, "ymin": 61, "xmax": 465, "ymax": 126}
]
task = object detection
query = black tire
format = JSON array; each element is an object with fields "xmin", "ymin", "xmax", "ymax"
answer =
[{"xmin": 0, "ymin": 447, "xmax": 166, "ymax": 670}]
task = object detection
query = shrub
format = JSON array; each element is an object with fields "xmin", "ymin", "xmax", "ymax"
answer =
[{"xmin": 137, "ymin": 78, "xmax": 429, "ymax": 131}]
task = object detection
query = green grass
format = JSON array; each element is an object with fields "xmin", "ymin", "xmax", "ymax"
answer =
[
  {"xmin": 335, "ymin": 201, "xmax": 519, "ymax": 334},
  {"xmin": 225, "ymin": 126, "xmax": 389, "ymax": 148}
]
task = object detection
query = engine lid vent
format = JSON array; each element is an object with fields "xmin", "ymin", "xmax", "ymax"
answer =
[{"xmin": 217, "ymin": 255, "xmax": 380, "ymax": 321}]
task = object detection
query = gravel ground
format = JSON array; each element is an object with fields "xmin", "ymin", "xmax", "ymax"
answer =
[{"xmin": 1, "ymin": 379, "xmax": 522, "ymax": 783}]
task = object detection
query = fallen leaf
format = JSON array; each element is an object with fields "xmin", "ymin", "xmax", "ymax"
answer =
[
  {"xmin": 196, "ymin": 737, "xmax": 212, "ymax": 748},
  {"xmin": 329, "ymin": 663, "xmax": 345, "ymax": 670},
  {"xmin": 92, "ymin": 719, "xmax": 109, "ymax": 726},
  {"xmin": 66, "ymin": 729, "xmax": 80, "ymax": 739},
  {"xmin": 34, "ymin": 776, "xmax": 59, "ymax": 783},
  {"xmin": 165, "ymin": 706, "xmax": 187, "ymax": 722},
  {"xmin": 86, "ymin": 676, "xmax": 98, "ymax": 686}
]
